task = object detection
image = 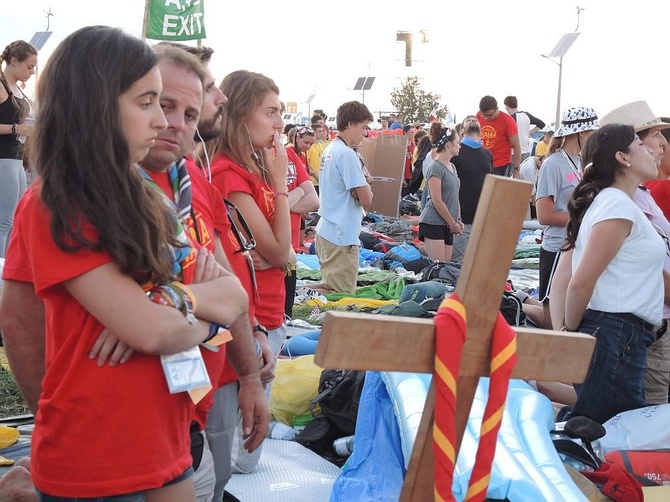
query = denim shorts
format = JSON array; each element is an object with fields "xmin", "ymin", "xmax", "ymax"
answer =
[
  {"xmin": 572, "ymin": 309, "xmax": 655, "ymax": 424},
  {"xmin": 37, "ymin": 467, "xmax": 194, "ymax": 502},
  {"xmin": 37, "ymin": 492, "xmax": 146, "ymax": 502}
]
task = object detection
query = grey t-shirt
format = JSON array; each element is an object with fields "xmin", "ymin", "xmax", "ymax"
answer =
[
  {"xmin": 420, "ymin": 159, "xmax": 461, "ymax": 226},
  {"xmin": 535, "ymin": 150, "xmax": 581, "ymax": 252}
]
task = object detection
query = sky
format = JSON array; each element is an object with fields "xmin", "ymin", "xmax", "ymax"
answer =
[{"xmin": 2, "ymin": 0, "xmax": 669, "ymax": 128}]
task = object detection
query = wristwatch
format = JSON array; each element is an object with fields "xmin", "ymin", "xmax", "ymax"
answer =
[{"xmin": 253, "ymin": 324, "xmax": 269, "ymax": 337}]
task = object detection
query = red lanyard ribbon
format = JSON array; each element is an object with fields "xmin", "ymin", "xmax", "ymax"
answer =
[{"xmin": 433, "ymin": 294, "xmax": 517, "ymax": 501}]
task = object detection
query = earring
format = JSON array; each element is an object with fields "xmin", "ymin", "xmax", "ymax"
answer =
[{"xmin": 627, "ymin": 163, "xmax": 631, "ymax": 167}]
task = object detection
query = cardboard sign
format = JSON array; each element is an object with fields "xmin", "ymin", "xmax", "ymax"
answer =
[{"xmin": 358, "ymin": 134, "xmax": 407, "ymax": 217}]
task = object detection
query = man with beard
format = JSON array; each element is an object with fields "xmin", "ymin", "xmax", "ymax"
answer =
[
  {"xmin": 159, "ymin": 43, "xmax": 275, "ymax": 501},
  {"xmin": 0, "ymin": 43, "xmax": 270, "ymax": 502},
  {"xmin": 451, "ymin": 115, "xmax": 493, "ymax": 263}
]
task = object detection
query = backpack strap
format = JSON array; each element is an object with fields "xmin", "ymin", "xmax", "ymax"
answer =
[
  {"xmin": 619, "ymin": 451, "xmax": 660, "ymax": 487},
  {"xmin": 552, "ymin": 438, "xmax": 599, "ymax": 470}
]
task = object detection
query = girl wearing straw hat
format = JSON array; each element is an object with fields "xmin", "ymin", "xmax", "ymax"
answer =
[
  {"xmin": 524, "ymin": 107, "xmax": 599, "ymax": 328},
  {"xmin": 562, "ymin": 124, "xmax": 663, "ymax": 424}
]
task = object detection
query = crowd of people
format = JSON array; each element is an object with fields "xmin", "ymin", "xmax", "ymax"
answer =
[
  {"xmin": 0, "ymin": 23, "xmax": 669, "ymax": 501},
  {"xmin": 369, "ymin": 95, "xmax": 670, "ymax": 428}
]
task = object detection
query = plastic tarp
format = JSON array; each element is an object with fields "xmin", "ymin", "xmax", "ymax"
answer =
[
  {"xmin": 331, "ymin": 373, "xmax": 587, "ymax": 502},
  {"xmin": 329, "ymin": 371, "xmax": 406, "ymax": 502}
]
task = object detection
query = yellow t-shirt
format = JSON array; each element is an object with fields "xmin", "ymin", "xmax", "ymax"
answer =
[
  {"xmin": 535, "ymin": 140, "xmax": 549, "ymax": 157},
  {"xmin": 306, "ymin": 140, "xmax": 329, "ymax": 185}
]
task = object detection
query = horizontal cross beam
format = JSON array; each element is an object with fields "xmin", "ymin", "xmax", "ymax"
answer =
[{"xmin": 315, "ymin": 312, "xmax": 595, "ymax": 383}]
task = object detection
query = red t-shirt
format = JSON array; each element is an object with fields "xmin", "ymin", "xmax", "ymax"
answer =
[
  {"xmin": 643, "ymin": 179, "xmax": 670, "ymax": 221},
  {"xmin": 286, "ymin": 148, "xmax": 311, "ymax": 251},
  {"xmin": 477, "ymin": 111, "xmax": 518, "ymax": 168},
  {"xmin": 148, "ymin": 162, "xmax": 233, "ymax": 430},
  {"xmin": 200, "ymin": 159, "xmax": 259, "ymax": 388},
  {"xmin": 404, "ymin": 142, "xmax": 415, "ymax": 181},
  {"xmin": 6, "ymin": 186, "xmax": 193, "ymax": 496},
  {"xmin": 209, "ymin": 153, "xmax": 286, "ymax": 330}
]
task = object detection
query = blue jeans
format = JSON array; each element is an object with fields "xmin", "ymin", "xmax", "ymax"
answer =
[
  {"xmin": 572, "ymin": 309, "xmax": 654, "ymax": 424},
  {"xmin": 0, "ymin": 158, "xmax": 27, "ymax": 257}
]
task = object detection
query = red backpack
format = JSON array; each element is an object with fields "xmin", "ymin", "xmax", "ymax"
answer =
[{"xmin": 605, "ymin": 450, "xmax": 670, "ymax": 486}]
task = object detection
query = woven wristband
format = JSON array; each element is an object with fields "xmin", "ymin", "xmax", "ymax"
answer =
[{"xmin": 171, "ymin": 282, "xmax": 198, "ymax": 324}]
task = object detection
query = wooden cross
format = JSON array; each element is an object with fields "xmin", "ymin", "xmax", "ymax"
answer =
[{"xmin": 314, "ymin": 175, "xmax": 596, "ymax": 501}]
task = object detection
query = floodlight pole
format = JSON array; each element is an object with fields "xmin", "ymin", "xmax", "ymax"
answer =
[{"xmin": 396, "ymin": 30, "xmax": 427, "ymax": 67}]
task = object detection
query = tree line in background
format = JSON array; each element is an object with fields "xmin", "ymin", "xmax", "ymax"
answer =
[{"xmin": 390, "ymin": 76, "xmax": 450, "ymax": 125}]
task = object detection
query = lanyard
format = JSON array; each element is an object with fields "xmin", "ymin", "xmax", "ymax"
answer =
[{"xmin": 560, "ymin": 148, "xmax": 582, "ymax": 181}]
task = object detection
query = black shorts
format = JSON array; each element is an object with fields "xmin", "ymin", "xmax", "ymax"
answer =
[
  {"xmin": 538, "ymin": 248, "xmax": 560, "ymax": 302},
  {"xmin": 493, "ymin": 162, "xmax": 513, "ymax": 177},
  {"xmin": 418, "ymin": 222, "xmax": 453, "ymax": 245}
]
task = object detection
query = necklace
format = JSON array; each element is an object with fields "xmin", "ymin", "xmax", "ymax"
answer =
[{"xmin": 560, "ymin": 148, "xmax": 582, "ymax": 181}]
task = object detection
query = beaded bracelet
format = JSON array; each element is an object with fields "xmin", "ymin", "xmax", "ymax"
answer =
[
  {"xmin": 147, "ymin": 282, "xmax": 198, "ymax": 324},
  {"xmin": 147, "ymin": 284, "xmax": 182, "ymax": 308}
]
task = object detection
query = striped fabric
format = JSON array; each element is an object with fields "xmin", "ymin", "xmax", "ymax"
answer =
[{"xmin": 433, "ymin": 294, "xmax": 517, "ymax": 502}]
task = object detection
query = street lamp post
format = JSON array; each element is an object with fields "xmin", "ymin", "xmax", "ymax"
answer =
[{"xmin": 541, "ymin": 32, "xmax": 580, "ymax": 129}]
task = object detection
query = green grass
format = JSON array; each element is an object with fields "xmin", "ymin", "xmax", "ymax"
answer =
[
  {"xmin": 0, "ymin": 364, "xmax": 31, "ymax": 419},
  {"xmin": 291, "ymin": 302, "xmax": 347, "ymax": 326}
]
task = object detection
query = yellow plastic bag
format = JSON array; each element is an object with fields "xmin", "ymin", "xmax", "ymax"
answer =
[
  {"xmin": 0, "ymin": 455, "xmax": 14, "ymax": 466},
  {"xmin": 0, "ymin": 425, "xmax": 19, "ymax": 449},
  {"xmin": 270, "ymin": 355, "xmax": 323, "ymax": 426}
]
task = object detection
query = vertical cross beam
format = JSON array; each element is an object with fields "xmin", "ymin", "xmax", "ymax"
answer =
[{"xmin": 401, "ymin": 176, "xmax": 532, "ymax": 500}]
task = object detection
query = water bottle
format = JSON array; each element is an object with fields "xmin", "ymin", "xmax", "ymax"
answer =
[
  {"xmin": 18, "ymin": 116, "xmax": 34, "ymax": 145},
  {"xmin": 268, "ymin": 420, "xmax": 297, "ymax": 441},
  {"xmin": 333, "ymin": 435, "xmax": 355, "ymax": 457}
]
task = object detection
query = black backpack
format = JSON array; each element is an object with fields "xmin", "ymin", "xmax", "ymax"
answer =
[
  {"xmin": 311, "ymin": 369, "xmax": 366, "ymax": 436},
  {"xmin": 418, "ymin": 260, "xmax": 461, "ymax": 285},
  {"xmin": 500, "ymin": 291, "xmax": 527, "ymax": 326},
  {"xmin": 295, "ymin": 369, "xmax": 366, "ymax": 465}
]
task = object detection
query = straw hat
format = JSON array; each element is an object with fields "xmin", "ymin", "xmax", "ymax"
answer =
[
  {"xmin": 554, "ymin": 107, "xmax": 600, "ymax": 138},
  {"xmin": 600, "ymin": 100, "xmax": 670, "ymax": 133}
]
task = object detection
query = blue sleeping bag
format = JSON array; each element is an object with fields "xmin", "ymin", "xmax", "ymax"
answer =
[{"xmin": 331, "ymin": 373, "xmax": 587, "ymax": 502}]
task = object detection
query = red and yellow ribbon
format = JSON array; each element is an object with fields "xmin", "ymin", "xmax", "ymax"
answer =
[{"xmin": 432, "ymin": 293, "xmax": 517, "ymax": 502}]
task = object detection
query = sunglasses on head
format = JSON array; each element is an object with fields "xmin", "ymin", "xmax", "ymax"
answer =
[{"xmin": 295, "ymin": 127, "xmax": 314, "ymax": 137}]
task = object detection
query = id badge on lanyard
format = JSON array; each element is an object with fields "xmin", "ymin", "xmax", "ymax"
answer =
[{"xmin": 161, "ymin": 346, "xmax": 211, "ymax": 396}]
